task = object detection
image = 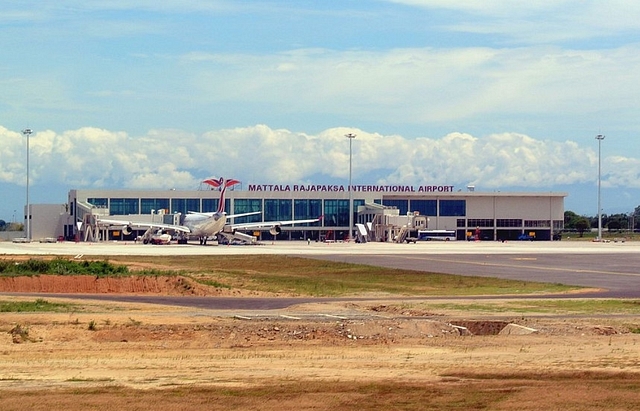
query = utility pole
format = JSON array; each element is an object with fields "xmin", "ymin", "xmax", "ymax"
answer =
[
  {"xmin": 345, "ymin": 133, "xmax": 356, "ymax": 241},
  {"xmin": 596, "ymin": 134, "xmax": 605, "ymax": 241},
  {"xmin": 22, "ymin": 128, "xmax": 33, "ymax": 240}
]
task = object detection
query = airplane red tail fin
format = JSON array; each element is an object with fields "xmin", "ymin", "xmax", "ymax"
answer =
[{"xmin": 202, "ymin": 177, "xmax": 240, "ymax": 213}]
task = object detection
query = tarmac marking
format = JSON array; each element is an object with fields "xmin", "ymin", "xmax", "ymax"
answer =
[{"xmin": 398, "ymin": 255, "xmax": 640, "ymax": 278}]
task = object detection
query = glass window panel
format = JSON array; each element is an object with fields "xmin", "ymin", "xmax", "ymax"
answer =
[
  {"xmin": 264, "ymin": 199, "xmax": 292, "ymax": 221},
  {"xmin": 109, "ymin": 198, "xmax": 139, "ymax": 215},
  {"xmin": 468, "ymin": 219, "xmax": 493, "ymax": 227},
  {"xmin": 323, "ymin": 199, "xmax": 349, "ymax": 227},
  {"xmin": 409, "ymin": 199, "xmax": 437, "ymax": 216},
  {"xmin": 201, "ymin": 198, "xmax": 231, "ymax": 213},
  {"xmin": 496, "ymin": 219, "xmax": 523, "ymax": 227},
  {"xmin": 382, "ymin": 199, "xmax": 408, "ymax": 215},
  {"xmin": 141, "ymin": 198, "xmax": 169, "ymax": 214},
  {"xmin": 525, "ymin": 220, "xmax": 550, "ymax": 228},
  {"xmin": 234, "ymin": 199, "xmax": 262, "ymax": 224},
  {"xmin": 88, "ymin": 198, "xmax": 108, "ymax": 209},
  {"xmin": 169, "ymin": 199, "xmax": 200, "ymax": 215},
  {"xmin": 202, "ymin": 199, "xmax": 219, "ymax": 213},
  {"xmin": 439, "ymin": 200, "xmax": 466, "ymax": 216},
  {"xmin": 294, "ymin": 199, "xmax": 323, "ymax": 226}
]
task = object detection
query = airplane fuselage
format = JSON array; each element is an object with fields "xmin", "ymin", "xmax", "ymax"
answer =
[{"xmin": 183, "ymin": 212, "xmax": 227, "ymax": 238}]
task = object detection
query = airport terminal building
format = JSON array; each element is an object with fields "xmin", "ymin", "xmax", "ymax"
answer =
[{"xmin": 31, "ymin": 182, "xmax": 568, "ymax": 243}]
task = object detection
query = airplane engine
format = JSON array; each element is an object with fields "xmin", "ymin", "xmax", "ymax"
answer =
[
  {"xmin": 269, "ymin": 225, "xmax": 282, "ymax": 236},
  {"xmin": 122, "ymin": 225, "xmax": 133, "ymax": 235}
]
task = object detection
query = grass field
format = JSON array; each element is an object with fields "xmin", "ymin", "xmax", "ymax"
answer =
[{"xmin": 70, "ymin": 254, "xmax": 578, "ymax": 296}]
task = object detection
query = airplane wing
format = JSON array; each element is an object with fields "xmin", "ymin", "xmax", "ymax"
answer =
[
  {"xmin": 186, "ymin": 211, "xmax": 261, "ymax": 219},
  {"xmin": 230, "ymin": 216, "xmax": 323, "ymax": 231},
  {"xmin": 96, "ymin": 218, "xmax": 191, "ymax": 233}
]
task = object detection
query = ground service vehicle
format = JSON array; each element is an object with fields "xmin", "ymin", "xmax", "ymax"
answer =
[{"xmin": 418, "ymin": 230, "xmax": 456, "ymax": 241}]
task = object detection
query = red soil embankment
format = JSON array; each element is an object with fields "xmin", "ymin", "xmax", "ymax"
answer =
[{"xmin": 0, "ymin": 275, "xmax": 207, "ymax": 295}]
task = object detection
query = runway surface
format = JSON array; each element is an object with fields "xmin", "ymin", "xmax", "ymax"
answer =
[{"xmin": 306, "ymin": 251, "xmax": 640, "ymax": 297}]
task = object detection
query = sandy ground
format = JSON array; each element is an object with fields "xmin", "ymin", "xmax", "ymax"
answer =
[
  {"xmin": 2, "ymin": 296, "xmax": 640, "ymax": 410},
  {"xmin": 1, "ymin": 250, "xmax": 640, "ymax": 409},
  {"xmin": 2, "ymin": 296, "xmax": 639, "ymax": 389}
]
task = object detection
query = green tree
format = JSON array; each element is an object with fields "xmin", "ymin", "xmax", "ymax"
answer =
[
  {"xmin": 607, "ymin": 219, "xmax": 621, "ymax": 231},
  {"xmin": 564, "ymin": 211, "xmax": 582, "ymax": 229},
  {"xmin": 633, "ymin": 206, "xmax": 640, "ymax": 230},
  {"xmin": 575, "ymin": 217, "xmax": 590, "ymax": 237},
  {"xmin": 606, "ymin": 213, "xmax": 629, "ymax": 232}
]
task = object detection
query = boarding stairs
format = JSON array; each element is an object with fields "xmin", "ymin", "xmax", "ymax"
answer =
[
  {"xmin": 394, "ymin": 225, "xmax": 409, "ymax": 243},
  {"xmin": 218, "ymin": 230, "xmax": 257, "ymax": 245}
]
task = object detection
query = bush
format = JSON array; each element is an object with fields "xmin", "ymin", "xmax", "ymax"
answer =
[{"xmin": 0, "ymin": 258, "xmax": 131, "ymax": 277}]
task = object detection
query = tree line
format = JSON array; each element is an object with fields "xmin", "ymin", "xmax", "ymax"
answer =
[
  {"xmin": 0, "ymin": 220, "xmax": 24, "ymax": 231},
  {"xmin": 565, "ymin": 205, "xmax": 640, "ymax": 237}
]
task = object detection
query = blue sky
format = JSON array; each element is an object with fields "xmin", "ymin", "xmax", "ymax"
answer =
[{"xmin": 2, "ymin": 1, "xmax": 640, "ymax": 221}]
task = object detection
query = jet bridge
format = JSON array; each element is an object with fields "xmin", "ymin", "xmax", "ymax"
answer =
[
  {"xmin": 356, "ymin": 203, "xmax": 429, "ymax": 243},
  {"xmin": 75, "ymin": 201, "xmax": 110, "ymax": 242}
]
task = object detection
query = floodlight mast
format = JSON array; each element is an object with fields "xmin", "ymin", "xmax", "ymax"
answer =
[
  {"xmin": 596, "ymin": 134, "xmax": 605, "ymax": 241},
  {"xmin": 345, "ymin": 133, "xmax": 356, "ymax": 241},
  {"xmin": 22, "ymin": 128, "xmax": 33, "ymax": 240}
]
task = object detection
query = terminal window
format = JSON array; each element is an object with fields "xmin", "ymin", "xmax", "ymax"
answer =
[
  {"xmin": 409, "ymin": 199, "xmax": 437, "ymax": 216},
  {"xmin": 265, "ymin": 199, "xmax": 292, "ymax": 222},
  {"xmin": 87, "ymin": 198, "xmax": 108, "ymax": 208},
  {"xmin": 202, "ymin": 198, "xmax": 229, "ymax": 213},
  {"xmin": 496, "ymin": 219, "xmax": 523, "ymax": 227},
  {"xmin": 439, "ymin": 200, "xmax": 466, "ymax": 217},
  {"xmin": 294, "ymin": 199, "xmax": 323, "ymax": 224},
  {"xmin": 171, "ymin": 198, "xmax": 200, "ymax": 215},
  {"xmin": 141, "ymin": 198, "xmax": 169, "ymax": 214},
  {"xmin": 525, "ymin": 220, "xmax": 551, "ymax": 228},
  {"xmin": 234, "ymin": 199, "xmax": 262, "ymax": 224},
  {"xmin": 109, "ymin": 198, "xmax": 139, "ymax": 215},
  {"xmin": 324, "ymin": 199, "xmax": 349, "ymax": 227},
  {"xmin": 467, "ymin": 219, "xmax": 493, "ymax": 227},
  {"xmin": 382, "ymin": 199, "xmax": 408, "ymax": 215}
]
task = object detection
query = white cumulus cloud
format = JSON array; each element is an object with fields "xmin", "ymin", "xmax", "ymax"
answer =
[{"xmin": 1, "ymin": 124, "xmax": 637, "ymax": 193}]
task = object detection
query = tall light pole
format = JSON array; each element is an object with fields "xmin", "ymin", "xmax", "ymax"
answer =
[
  {"xmin": 345, "ymin": 133, "xmax": 356, "ymax": 241},
  {"xmin": 596, "ymin": 134, "xmax": 605, "ymax": 241},
  {"xmin": 22, "ymin": 128, "xmax": 33, "ymax": 240}
]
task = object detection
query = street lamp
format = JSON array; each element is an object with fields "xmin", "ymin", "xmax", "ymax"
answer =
[
  {"xmin": 345, "ymin": 133, "xmax": 356, "ymax": 241},
  {"xmin": 22, "ymin": 128, "xmax": 33, "ymax": 240},
  {"xmin": 596, "ymin": 134, "xmax": 605, "ymax": 241}
]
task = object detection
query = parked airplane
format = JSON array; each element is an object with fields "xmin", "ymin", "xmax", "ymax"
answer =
[{"xmin": 97, "ymin": 177, "xmax": 322, "ymax": 245}]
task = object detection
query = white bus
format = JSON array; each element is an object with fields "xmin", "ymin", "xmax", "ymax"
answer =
[{"xmin": 417, "ymin": 229, "xmax": 457, "ymax": 241}]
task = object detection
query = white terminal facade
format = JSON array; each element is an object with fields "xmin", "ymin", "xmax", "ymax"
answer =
[{"xmin": 27, "ymin": 182, "xmax": 569, "ymax": 242}]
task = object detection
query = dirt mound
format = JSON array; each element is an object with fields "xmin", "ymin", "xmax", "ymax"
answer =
[{"xmin": 0, "ymin": 275, "xmax": 219, "ymax": 295}]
